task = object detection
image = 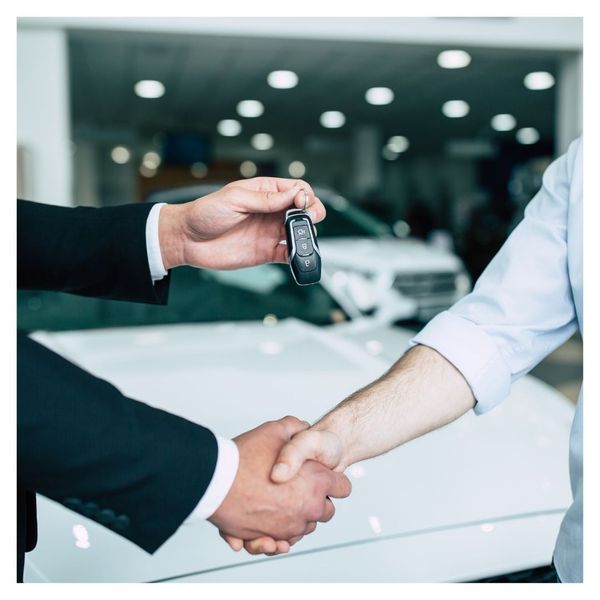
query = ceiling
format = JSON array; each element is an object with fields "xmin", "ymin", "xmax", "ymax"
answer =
[{"xmin": 68, "ymin": 28, "xmax": 567, "ymax": 154}]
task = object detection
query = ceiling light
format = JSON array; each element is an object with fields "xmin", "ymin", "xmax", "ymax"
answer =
[
  {"xmin": 320, "ymin": 111, "xmax": 346, "ymax": 128},
  {"xmin": 217, "ymin": 119, "xmax": 242, "ymax": 137},
  {"xmin": 442, "ymin": 100, "xmax": 470, "ymax": 118},
  {"xmin": 134, "ymin": 80, "xmax": 165, "ymax": 99},
  {"xmin": 288, "ymin": 161, "xmax": 306, "ymax": 178},
  {"xmin": 491, "ymin": 114, "xmax": 517, "ymax": 132},
  {"xmin": 523, "ymin": 71, "xmax": 555, "ymax": 90},
  {"xmin": 190, "ymin": 162, "xmax": 208, "ymax": 178},
  {"xmin": 437, "ymin": 50, "xmax": 471, "ymax": 69},
  {"xmin": 387, "ymin": 136, "xmax": 410, "ymax": 153},
  {"xmin": 237, "ymin": 100, "xmax": 264, "ymax": 118},
  {"xmin": 267, "ymin": 70, "xmax": 298, "ymax": 89},
  {"xmin": 111, "ymin": 146, "xmax": 131, "ymax": 164},
  {"xmin": 142, "ymin": 151, "xmax": 161, "ymax": 169},
  {"xmin": 382, "ymin": 146, "xmax": 399, "ymax": 161},
  {"xmin": 365, "ymin": 87, "xmax": 394, "ymax": 105},
  {"xmin": 139, "ymin": 164, "xmax": 157, "ymax": 178},
  {"xmin": 516, "ymin": 127, "xmax": 540, "ymax": 145},
  {"xmin": 240, "ymin": 160, "xmax": 258, "ymax": 178},
  {"xmin": 251, "ymin": 133, "xmax": 274, "ymax": 151}
]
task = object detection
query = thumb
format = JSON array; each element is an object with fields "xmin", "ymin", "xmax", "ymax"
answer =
[
  {"xmin": 270, "ymin": 429, "xmax": 343, "ymax": 483},
  {"xmin": 236, "ymin": 184, "xmax": 304, "ymax": 215}
]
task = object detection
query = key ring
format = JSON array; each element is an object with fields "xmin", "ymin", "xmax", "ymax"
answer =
[{"xmin": 301, "ymin": 188, "xmax": 308, "ymax": 212}]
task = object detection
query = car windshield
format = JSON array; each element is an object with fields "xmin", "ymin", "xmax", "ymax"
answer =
[
  {"xmin": 316, "ymin": 195, "xmax": 393, "ymax": 238},
  {"xmin": 17, "ymin": 264, "xmax": 349, "ymax": 332}
]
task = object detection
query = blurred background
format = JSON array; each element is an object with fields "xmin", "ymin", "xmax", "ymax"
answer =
[{"xmin": 17, "ymin": 17, "xmax": 582, "ymax": 401}]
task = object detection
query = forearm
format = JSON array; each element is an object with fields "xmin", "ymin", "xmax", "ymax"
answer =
[{"xmin": 314, "ymin": 344, "xmax": 475, "ymax": 468}]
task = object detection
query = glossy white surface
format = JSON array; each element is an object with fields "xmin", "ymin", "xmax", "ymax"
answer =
[
  {"xmin": 319, "ymin": 237, "xmax": 463, "ymax": 274},
  {"xmin": 26, "ymin": 319, "xmax": 574, "ymax": 582}
]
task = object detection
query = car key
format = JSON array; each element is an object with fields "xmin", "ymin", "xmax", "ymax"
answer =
[{"xmin": 284, "ymin": 205, "xmax": 321, "ymax": 286}]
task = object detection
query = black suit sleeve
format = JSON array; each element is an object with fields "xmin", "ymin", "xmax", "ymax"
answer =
[
  {"xmin": 17, "ymin": 199, "xmax": 170, "ymax": 304},
  {"xmin": 17, "ymin": 332, "xmax": 219, "ymax": 553}
]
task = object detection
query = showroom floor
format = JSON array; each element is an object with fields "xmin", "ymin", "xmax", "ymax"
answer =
[{"xmin": 531, "ymin": 334, "xmax": 583, "ymax": 404}]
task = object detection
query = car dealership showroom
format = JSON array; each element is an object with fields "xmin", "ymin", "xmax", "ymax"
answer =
[{"xmin": 16, "ymin": 16, "xmax": 584, "ymax": 584}]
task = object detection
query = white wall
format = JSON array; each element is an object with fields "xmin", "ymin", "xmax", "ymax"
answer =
[{"xmin": 17, "ymin": 28, "xmax": 72, "ymax": 206}]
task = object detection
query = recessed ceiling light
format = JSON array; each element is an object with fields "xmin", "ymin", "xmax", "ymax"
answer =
[
  {"xmin": 365, "ymin": 87, "xmax": 394, "ymax": 105},
  {"xmin": 240, "ymin": 160, "xmax": 258, "ymax": 178},
  {"xmin": 491, "ymin": 114, "xmax": 517, "ymax": 132},
  {"xmin": 382, "ymin": 146, "xmax": 399, "ymax": 161},
  {"xmin": 139, "ymin": 164, "xmax": 157, "ymax": 178},
  {"xmin": 217, "ymin": 119, "xmax": 242, "ymax": 137},
  {"xmin": 320, "ymin": 111, "xmax": 346, "ymax": 128},
  {"xmin": 142, "ymin": 151, "xmax": 161, "ymax": 170},
  {"xmin": 524, "ymin": 71, "xmax": 555, "ymax": 90},
  {"xmin": 437, "ymin": 50, "xmax": 471, "ymax": 69},
  {"xmin": 251, "ymin": 133, "xmax": 274, "ymax": 151},
  {"xmin": 111, "ymin": 146, "xmax": 131, "ymax": 164},
  {"xmin": 516, "ymin": 127, "xmax": 540, "ymax": 145},
  {"xmin": 442, "ymin": 100, "xmax": 470, "ymax": 118},
  {"xmin": 190, "ymin": 162, "xmax": 208, "ymax": 178},
  {"xmin": 387, "ymin": 136, "xmax": 410, "ymax": 153},
  {"xmin": 237, "ymin": 100, "xmax": 264, "ymax": 118},
  {"xmin": 134, "ymin": 80, "xmax": 165, "ymax": 99},
  {"xmin": 288, "ymin": 161, "xmax": 306, "ymax": 178},
  {"xmin": 267, "ymin": 70, "xmax": 298, "ymax": 89}
]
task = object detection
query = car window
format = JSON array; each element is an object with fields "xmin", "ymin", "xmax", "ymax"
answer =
[
  {"xmin": 317, "ymin": 196, "xmax": 392, "ymax": 238},
  {"xmin": 17, "ymin": 264, "xmax": 349, "ymax": 332}
]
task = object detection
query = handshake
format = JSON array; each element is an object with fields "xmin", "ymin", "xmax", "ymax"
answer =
[{"xmin": 209, "ymin": 416, "xmax": 349, "ymax": 556}]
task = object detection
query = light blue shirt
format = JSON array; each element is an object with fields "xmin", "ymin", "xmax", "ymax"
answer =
[{"xmin": 410, "ymin": 137, "xmax": 583, "ymax": 582}]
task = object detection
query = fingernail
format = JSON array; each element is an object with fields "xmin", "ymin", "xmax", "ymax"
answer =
[{"xmin": 272, "ymin": 463, "xmax": 289, "ymax": 479}]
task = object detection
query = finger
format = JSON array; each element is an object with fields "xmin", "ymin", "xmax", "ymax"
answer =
[
  {"xmin": 304, "ymin": 521, "xmax": 318, "ymax": 535},
  {"xmin": 236, "ymin": 184, "xmax": 305, "ymax": 215},
  {"xmin": 277, "ymin": 415, "xmax": 311, "ymax": 439},
  {"xmin": 271, "ymin": 430, "xmax": 341, "ymax": 483},
  {"xmin": 244, "ymin": 536, "xmax": 278, "ymax": 555},
  {"xmin": 288, "ymin": 535, "xmax": 303, "ymax": 547},
  {"xmin": 219, "ymin": 531, "xmax": 244, "ymax": 552},
  {"xmin": 275, "ymin": 540, "xmax": 291, "ymax": 554},
  {"xmin": 318, "ymin": 498, "xmax": 335, "ymax": 523},
  {"xmin": 271, "ymin": 242, "xmax": 289, "ymax": 264},
  {"xmin": 325, "ymin": 470, "xmax": 353, "ymax": 499}
]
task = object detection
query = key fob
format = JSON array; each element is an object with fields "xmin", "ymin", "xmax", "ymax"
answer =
[{"xmin": 285, "ymin": 208, "xmax": 321, "ymax": 285}]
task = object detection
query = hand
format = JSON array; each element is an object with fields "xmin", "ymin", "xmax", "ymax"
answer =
[
  {"xmin": 222, "ymin": 427, "xmax": 347, "ymax": 556},
  {"xmin": 208, "ymin": 417, "xmax": 351, "ymax": 554},
  {"xmin": 158, "ymin": 177, "xmax": 325, "ymax": 270}
]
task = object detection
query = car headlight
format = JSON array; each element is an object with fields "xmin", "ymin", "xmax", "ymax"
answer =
[{"xmin": 329, "ymin": 269, "xmax": 378, "ymax": 311}]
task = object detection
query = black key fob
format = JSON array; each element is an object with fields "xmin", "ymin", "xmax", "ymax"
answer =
[{"xmin": 285, "ymin": 208, "xmax": 321, "ymax": 285}]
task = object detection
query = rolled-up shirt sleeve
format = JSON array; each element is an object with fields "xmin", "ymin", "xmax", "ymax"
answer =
[{"xmin": 410, "ymin": 139, "xmax": 580, "ymax": 415}]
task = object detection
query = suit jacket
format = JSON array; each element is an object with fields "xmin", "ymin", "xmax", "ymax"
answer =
[{"xmin": 17, "ymin": 200, "xmax": 219, "ymax": 581}]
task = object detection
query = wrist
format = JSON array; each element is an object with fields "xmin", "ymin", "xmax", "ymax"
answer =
[{"xmin": 158, "ymin": 203, "xmax": 188, "ymax": 270}]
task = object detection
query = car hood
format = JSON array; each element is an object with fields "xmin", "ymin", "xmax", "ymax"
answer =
[
  {"xmin": 318, "ymin": 237, "xmax": 463, "ymax": 273},
  {"xmin": 27, "ymin": 319, "xmax": 574, "ymax": 582}
]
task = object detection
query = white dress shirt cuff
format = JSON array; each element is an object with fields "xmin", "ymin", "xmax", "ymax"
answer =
[
  {"xmin": 145, "ymin": 203, "xmax": 168, "ymax": 282},
  {"xmin": 184, "ymin": 435, "xmax": 240, "ymax": 523},
  {"xmin": 409, "ymin": 311, "xmax": 512, "ymax": 415}
]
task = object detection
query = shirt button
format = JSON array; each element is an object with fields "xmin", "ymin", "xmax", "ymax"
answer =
[
  {"xmin": 97, "ymin": 509, "xmax": 116, "ymax": 524},
  {"xmin": 64, "ymin": 497, "xmax": 82, "ymax": 510},
  {"xmin": 113, "ymin": 515, "xmax": 131, "ymax": 530}
]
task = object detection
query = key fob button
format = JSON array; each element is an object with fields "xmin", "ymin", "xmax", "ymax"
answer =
[
  {"xmin": 293, "ymin": 223, "xmax": 310, "ymax": 239},
  {"xmin": 296, "ymin": 239, "xmax": 313, "ymax": 257},
  {"xmin": 297, "ymin": 254, "xmax": 318, "ymax": 272}
]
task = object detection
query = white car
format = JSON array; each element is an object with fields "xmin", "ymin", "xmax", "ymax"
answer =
[
  {"xmin": 18, "ymin": 264, "xmax": 572, "ymax": 583},
  {"xmin": 144, "ymin": 185, "xmax": 471, "ymax": 323}
]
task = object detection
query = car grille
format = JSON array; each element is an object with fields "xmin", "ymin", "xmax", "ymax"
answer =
[{"xmin": 393, "ymin": 272, "xmax": 457, "ymax": 299}]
